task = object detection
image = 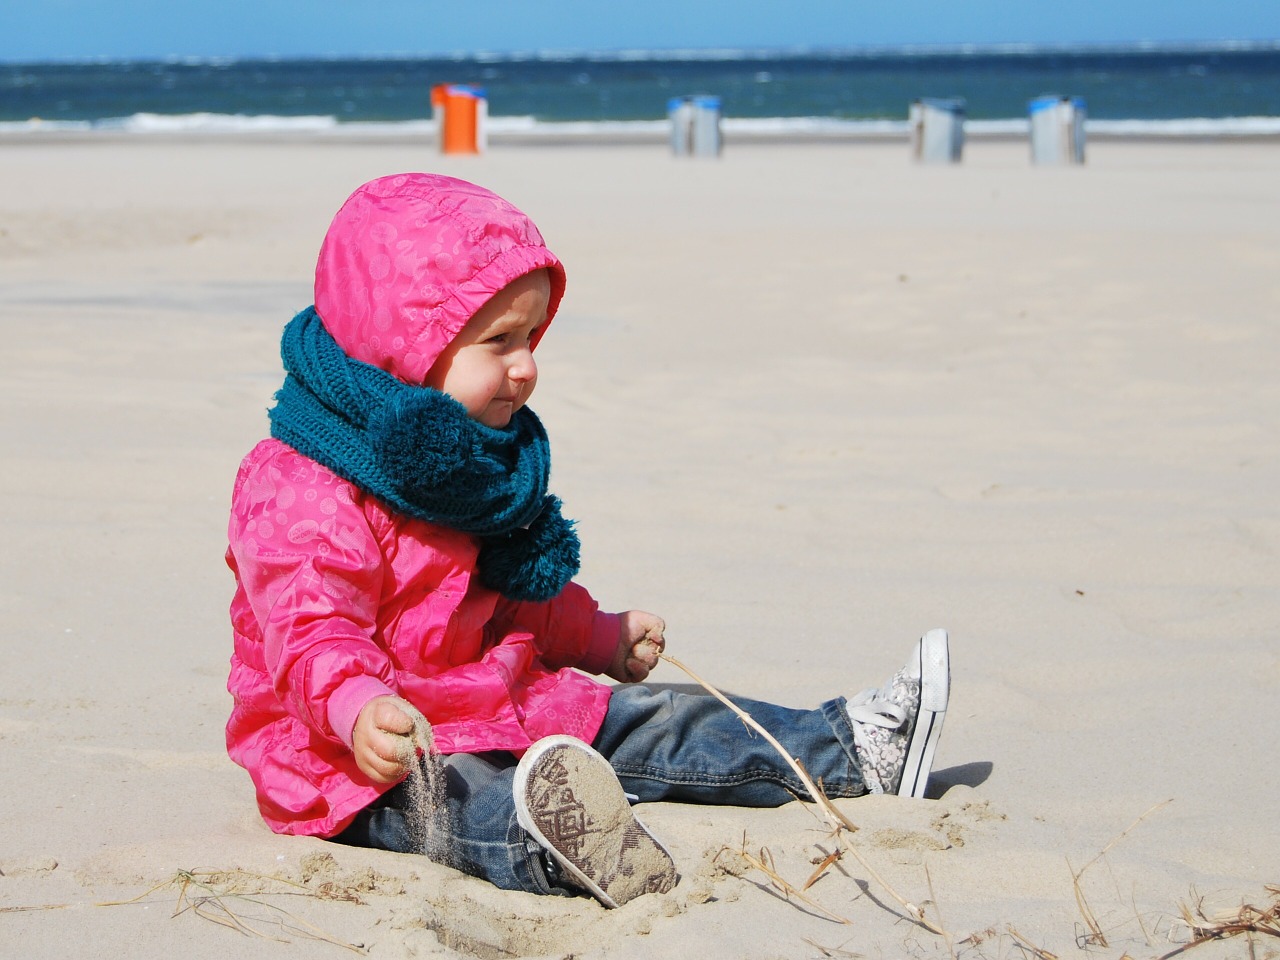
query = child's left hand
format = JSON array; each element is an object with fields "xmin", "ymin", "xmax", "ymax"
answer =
[{"xmin": 607, "ymin": 610, "xmax": 666, "ymax": 683}]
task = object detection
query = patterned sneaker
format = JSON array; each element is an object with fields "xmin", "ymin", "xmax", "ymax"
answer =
[
  {"xmin": 847, "ymin": 629, "xmax": 950, "ymax": 799},
  {"xmin": 514, "ymin": 735, "xmax": 678, "ymax": 908}
]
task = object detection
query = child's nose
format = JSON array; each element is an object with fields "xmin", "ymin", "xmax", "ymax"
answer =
[{"xmin": 508, "ymin": 348, "xmax": 536, "ymax": 383}]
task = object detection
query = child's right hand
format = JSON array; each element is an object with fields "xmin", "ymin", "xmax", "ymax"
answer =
[{"xmin": 352, "ymin": 695, "xmax": 421, "ymax": 783}]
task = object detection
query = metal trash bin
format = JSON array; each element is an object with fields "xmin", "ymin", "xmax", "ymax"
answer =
[
  {"xmin": 1029, "ymin": 95, "xmax": 1086, "ymax": 165},
  {"xmin": 909, "ymin": 98, "xmax": 965, "ymax": 164},
  {"xmin": 431, "ymin": 83, "xmax": 487, "ymax": 155},
  {"xmin": 668, "ymin": 95, "xmax": 722, "ymax": 157}
]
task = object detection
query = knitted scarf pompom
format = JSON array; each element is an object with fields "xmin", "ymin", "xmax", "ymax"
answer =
[
  {"xmin": 369, "ymin": 389, "xmax": 470, "ymax": 496},
  {"xmin": 477, "ymin": 496, "xmax": 581, "ymax": 600}
]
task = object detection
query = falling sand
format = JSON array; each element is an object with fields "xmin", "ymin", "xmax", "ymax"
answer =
[{"xmin": 396, "ymin": 706, "xmax": 454, "ymax": 869}]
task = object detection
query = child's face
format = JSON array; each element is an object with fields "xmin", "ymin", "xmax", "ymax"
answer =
[{"xmin": 423, "ymin": 269, "xmax": 550, "ymax": 428}]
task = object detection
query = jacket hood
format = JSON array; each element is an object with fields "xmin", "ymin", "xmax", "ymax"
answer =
[{"xmin": 313, "ymin": 173, "xmax": 567, "ymax": 384}]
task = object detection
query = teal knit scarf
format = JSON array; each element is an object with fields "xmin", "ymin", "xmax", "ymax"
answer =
[{"xmin": 268, "ymin": 306, "xmax": 580, "ymax": 603}]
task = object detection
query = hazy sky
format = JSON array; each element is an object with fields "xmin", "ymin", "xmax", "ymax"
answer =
[{"xmin": 1, "ymin": 0, "xmax": 1276, "ymax": 62}]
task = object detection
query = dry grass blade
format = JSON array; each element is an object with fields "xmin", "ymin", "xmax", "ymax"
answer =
[
  {"xmin": 97, "ymin": 872, "xmax": 186, "ymax": 907},
  {"xmin": 1068, "ymin": 854, "xmax": 1107, "ymax": 947},
  {"xmin": 1006, "ymin": 925, "xmax": 1060, "ymax": 960},
  {"xmin": 1132, "ymin": 885, "xmax": 1155, "ymax": 947},
  {"xmin": 925, "ymin": 861, "xmax": 956, "ymax": 960},
  {"xmin": 801, "ymin": 936, "xmax": 863, "ymax": 957},
  {"xmin": 837, "ymin": 843, "xmax": 944, "ymax": 935},
  {"xmin": 803, "ymin": 850, "xmax": 843, "ymax": 891},
  {"xmin": 736, "ymin": 840, "xmax": 854, "ymax": 925},
  {"xmin": 661, "ymin": 652, "xmax": 946, "ymax": 937}
]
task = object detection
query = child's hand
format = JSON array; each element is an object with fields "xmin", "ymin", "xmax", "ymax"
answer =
[
  {"xmin": 606, "ymin": 610, "xmax": 666, "ymax": 683},
  {"xmin": 352, "ymin": 695, "xmax": 421, "ymax": 784}
]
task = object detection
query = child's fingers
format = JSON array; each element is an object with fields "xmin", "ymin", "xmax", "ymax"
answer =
[
  {"xmin": 354, "ymin": 737, "xmax": 408, "ymax": 783},
  {"xmin": 632, "ymin": 637, "xmax": 662, "ymax": 664},
  {"xmin": 352, "ymin": 697, "xmax": 427, "ymax": 782},
  {"xmin": 373, "ymin": 699, "xmax": 415, "ymax": 735},
  {"xmin": 626, "ymin": 642, "xmax": 662, "ymax": 681}
]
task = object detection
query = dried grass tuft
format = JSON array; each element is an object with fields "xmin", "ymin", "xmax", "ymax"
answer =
[
  {"xmin": 1157, "ymin": 885, "xmax": 1280, "ymax": 959},
  {"xmin": 98, "ymin": 868, "xmax": 368, "ymax": 954},
  {"xmin": 733, "ymin": 837, "xmax": 855, "ymax": 925},
  {"xmin": 1070, "ymin": 799, "xmax": 1172, "ymax": 948}
]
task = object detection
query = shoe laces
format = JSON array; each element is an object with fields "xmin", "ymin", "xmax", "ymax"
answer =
[{"xmin": 846, "ymin": 687, "xmax": 907, "ymax": 729}]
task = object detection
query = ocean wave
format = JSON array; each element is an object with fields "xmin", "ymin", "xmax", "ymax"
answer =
[{"xmin": 2, "ymin": 112, "xmax": 1278, "ymax": 139}]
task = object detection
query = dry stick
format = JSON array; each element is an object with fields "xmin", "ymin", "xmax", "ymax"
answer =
[
  {"xmin": 659, "ymin": 653, "xmax": 945, "ymax": 937},
  {"xmin": 659, "ymin": 654, "xmax": 857, "ymax": 835}
]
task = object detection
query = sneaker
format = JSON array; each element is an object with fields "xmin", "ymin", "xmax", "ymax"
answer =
[
  {"xmin": 514, "ymin": 735, "xmax": 678, "ymax": 908},
  {"xmin": 846, "ymin": 628, "xmax": 950, "ymax": 799}
]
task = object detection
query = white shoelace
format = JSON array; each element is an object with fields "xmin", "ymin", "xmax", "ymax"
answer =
[{"xmin": 845, "ymin": 688, "xmax": 907, "ymax": 729}]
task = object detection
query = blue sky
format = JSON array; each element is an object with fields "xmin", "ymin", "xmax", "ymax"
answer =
[{"xmin": 1, "ymin": 0, "xmax": 1276, "ymax": 62}]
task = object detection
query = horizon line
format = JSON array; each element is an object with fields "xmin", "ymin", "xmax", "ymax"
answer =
[{"xmin": 4, "ymin": 37, "xmax": 1279, "ymax": 68}]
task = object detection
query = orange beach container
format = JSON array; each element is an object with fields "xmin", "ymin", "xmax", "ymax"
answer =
[{"xmin": 431, "ymin": 84, "xmax": 487, "ymax": 154}]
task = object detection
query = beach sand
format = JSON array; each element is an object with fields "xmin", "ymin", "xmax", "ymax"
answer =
[{"xmin": 1, "ymin": 134, "xmax": 1277, "ymax": 959}]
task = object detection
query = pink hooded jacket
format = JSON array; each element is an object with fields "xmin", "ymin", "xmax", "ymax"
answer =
[{"xmin": 225, "ymin": 174, "xmax": 616, "ymax": 837}]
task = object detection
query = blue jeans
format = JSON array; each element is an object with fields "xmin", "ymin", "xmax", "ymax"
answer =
[{"xmin": 332, "ymin": 686, "xmax": 868, "ymax": 894}]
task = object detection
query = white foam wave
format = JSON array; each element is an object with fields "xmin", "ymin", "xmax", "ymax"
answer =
[
  {"xmin": 1088, "ymin": 116, "xmax": 1280, "ymax": 136},
  {"xmin": 114, "ymin": 111, "xmax": 341, "ymax": 133}
]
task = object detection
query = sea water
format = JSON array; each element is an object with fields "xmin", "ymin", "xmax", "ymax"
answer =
[{"xmin": 3, "ymin": 43, "xmax": 1277, "ymax": 137}]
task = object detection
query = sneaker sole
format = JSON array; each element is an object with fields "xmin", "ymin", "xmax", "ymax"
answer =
[
  {"xmin": 514, "ymin": 735, "xmax": 677, "ymax": 908},
  {"xmin": 897, "ymin": 628, "xmax": 950, "ymax": 799}
]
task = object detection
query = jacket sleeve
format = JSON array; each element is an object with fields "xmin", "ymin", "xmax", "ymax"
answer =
[
  {"xmin": 228, "ymin": 447, "xmax": 398, "ymax": 748},
  {"xmin": 490, "ymin": 581, "xmax": 620, "ymax": 674}
]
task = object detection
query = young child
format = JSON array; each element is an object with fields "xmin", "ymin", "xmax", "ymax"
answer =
[{"xmin": 226, "ymin": 172, "xmax": 951, "ymax": 908}]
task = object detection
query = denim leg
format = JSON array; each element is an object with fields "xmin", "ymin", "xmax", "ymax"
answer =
[
  {"xmin": 331, "ymin": 750, "xmax": 562, "ymax": 896},
  {"xmin": 593, "ymin": 686, "xmax": 868, "ymax": 806}
]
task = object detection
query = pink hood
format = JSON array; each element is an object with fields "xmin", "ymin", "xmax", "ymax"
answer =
[{"xmin": 313, "ymin": 173, "xmax": 567, "ymax": 384}]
